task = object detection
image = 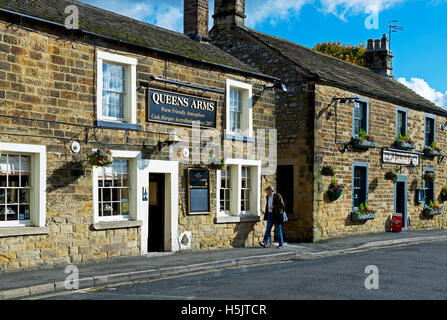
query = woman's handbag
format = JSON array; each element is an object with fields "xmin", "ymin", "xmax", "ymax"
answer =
[{"xmin": 282, "ymin": 211, "xmax": 288, "ymax": 223}]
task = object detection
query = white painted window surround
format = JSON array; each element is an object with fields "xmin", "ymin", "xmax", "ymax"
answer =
[
  {"xmin": 96, "ymin": 51, "xmax": 137, "ymax": 125},
  {"xmin": 92, "ymin": 150, "xmax": 140, "ymax": 224},
  {"xmin": 225, "ymin": 79, "xmax": 253, "ymax": 139},
  {"xmin": 216, "ymin": 158, "xmax": 261, "ymax": 224},
  {"xmin": 0, "ymin": 143, "xmax": 46, "ymax": 228}
]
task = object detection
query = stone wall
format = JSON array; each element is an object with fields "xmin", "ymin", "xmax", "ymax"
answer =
[
  {"xmin": 313, "ymin": 84, "xmax": 447, "ymax": 240},
  {"xmin": 0, "ymin": 18, "xmax": 276, "ymax": 271},
  {"xmin": 211, "ymin": 26, "xmax": 315, "ymax": 242}
]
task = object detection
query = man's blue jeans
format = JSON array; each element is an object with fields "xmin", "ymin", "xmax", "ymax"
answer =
[{"xmin": 263, "ymin": 213, "xmax": 283, "ymax": 246}]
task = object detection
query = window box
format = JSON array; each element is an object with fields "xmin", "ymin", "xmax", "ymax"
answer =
[
  {"xmin": 351, "ymin": 211, "xmax": 376, "ymax": 221},
  {"xmin": 423, "ymin": 207, "xmax": 443, "ymax": 217},
  {"xmin": 394, "ymin": 140, "xmax": 415, "ymax": 151},
  {"xmin": 351, "ymin": 201, "xmax": 375, "ymax": 221},
  {"xmin": 424, "ymin": 147, "xmax": 443, "ymax": 157},
  {"xmin": 352, "ymin": 138, "xmax": 376, "ymax": 149}
]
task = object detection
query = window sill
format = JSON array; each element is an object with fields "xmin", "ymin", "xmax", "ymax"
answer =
[
  {"xmin": 0, "ymin": 226, "xmax": 49, "ymax": 238},
  {"xmin": 96, "ymin": 120, "xmax": 140, "ymax": 131},
  {"xmin": 225, "ymin": 134, "xmax": 255, "ymax": 143},
  {"xmin": 92, "ymin": 220, "xmax": 142, "ymax": 231},
  {"xmin": 215, "ymin": 215, "xmax": 260, "ymax": 224}
]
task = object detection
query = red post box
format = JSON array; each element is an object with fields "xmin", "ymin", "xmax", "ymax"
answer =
[{"xmin": 391, "ymin": 213, "xmax": 403, "ymax": 232}]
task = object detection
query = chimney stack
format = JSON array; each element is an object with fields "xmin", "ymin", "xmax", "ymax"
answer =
[
  {"xmin": 184, "ymin": 0, "xmax": 210, "ymax": 41},
  {"xmin": 365, "ymin": 34, "xmax": 393, "ymax": 77},
  {"xmin": 213, "ymin": 0, "xmax": 246, "ymax": 29}
]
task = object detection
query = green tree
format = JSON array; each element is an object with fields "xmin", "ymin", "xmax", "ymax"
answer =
[{"xmin": 313, "ymin": 41, "xmax": 366, "ymax": 66}]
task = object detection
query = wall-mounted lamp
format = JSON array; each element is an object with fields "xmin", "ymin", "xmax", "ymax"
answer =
[
  {"xmin": 442, "ymin": 122, "xmax": 447, "ymax": 131},
  {"xmin": 262, "ymin": 82, "xmax": 288, "ymax": 93}
]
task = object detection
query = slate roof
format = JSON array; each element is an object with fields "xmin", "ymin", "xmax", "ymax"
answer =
[
  {"xmin": 239, "ymin": 26, "xmax": 446, "ymax": 115},
  {"xmin": 0, "ymin": 0, "xmax": 274, "ymax": 80}
]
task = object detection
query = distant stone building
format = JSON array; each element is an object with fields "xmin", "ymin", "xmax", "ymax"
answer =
[
  {"xmin": 210, "ymin": 0, "xmax": 447, "ymax": 241},
  {"xmin": 0, "ymin": 0, "xmax": 278, "ymax": 271}
]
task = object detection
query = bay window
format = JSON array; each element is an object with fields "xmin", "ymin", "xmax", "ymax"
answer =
[{"xmin": 216, "ymin": 159, "xmax": 261, "ymax": 223}]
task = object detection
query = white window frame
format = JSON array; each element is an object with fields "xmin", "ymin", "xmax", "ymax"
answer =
[
  {"xmin": 216, "ymin": 159, "xmax": 261, "ymax": 222},
  {"xmin": 96, "ymin": 51, "xmax": 137, "ymax": 125},
  {"xmin": 92, "ymin": 150, "xmax": 140, "ymax": 223},
  {"xmin": 0, "ymin": 143, "xmax": 46, "ymax": 228},
  {"xmin": 225, "ymin": 79, "xmax": 253, "ymax": 139}
]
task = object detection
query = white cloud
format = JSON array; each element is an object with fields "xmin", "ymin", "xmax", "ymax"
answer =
[
  {"xmin": 153, "ymin": 6, "xmax": 183, "ymax": 31},
  {"xmin": 81, "ymin": 0, "xmax": 183, "ymax": 32},
  {"xmin": 398, "ymin": 77, "xmax": 447, "ymax": 109},
  {"xmin": 245, "ymin": 0, "xmax": 312, "ymax": 28}
]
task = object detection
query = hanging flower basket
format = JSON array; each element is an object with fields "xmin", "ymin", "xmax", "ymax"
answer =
[
  {"xmin": 423, "ymin": 172, "xmax": 435, "ymax": 182},
  {"xmin": 321, "ymin": 166, "xmax": 336, "ymax": 176},
  {"xmin": 384, "ymin": 170, "xmax": 399, "ymax": 183},
  {"xmin": 87, "ymin": 149, "xmax": 113, "ymax": 167},
  {"xmin": 328, "ymin": 179, "xmax": 345, "ymax": 202},
  {"xmin": 207, "ymin": 157, "xmax": 225, "ymax": 170},
  {"xmin": 441, "ymin": 186, "xmax": 447, "ymax": 203}
]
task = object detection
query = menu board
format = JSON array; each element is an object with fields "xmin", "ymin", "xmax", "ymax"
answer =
[{"xmin": 187, "ymin": 169, "xmax": 210, "ymax": 215}]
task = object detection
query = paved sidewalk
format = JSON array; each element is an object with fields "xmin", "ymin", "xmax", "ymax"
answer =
[{"xmin": 1, "ymin": 229, "xmax": 447, "ymax": 299}]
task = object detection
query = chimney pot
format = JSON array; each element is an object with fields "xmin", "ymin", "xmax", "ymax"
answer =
[
  {"xmin": 184, "ymin": 0, "xmax": 210, "ymax": 41},
  {"xmin": 365, "ymin": 35, "xmax": 393, "ymax": 77},
  {"xmin": 213, "ymin": 0, "xmax": 246, "ymax": 29}
]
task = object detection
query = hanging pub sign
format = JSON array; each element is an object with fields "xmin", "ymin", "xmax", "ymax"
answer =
[
  {"xmin": 187, "ymin": 169, "xmax": 210, "ymax": 215},
  {"xmin": 383, "ymin": 150, "xmax": 419, "ymax": 166},
  {"xmin": 148, "ymin": 89, "xmax": 217, "ymax": 128}
]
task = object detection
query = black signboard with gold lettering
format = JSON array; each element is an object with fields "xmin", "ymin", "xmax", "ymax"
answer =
[
  {"xmin": 148, "ymin": 89, "xmax": 217, "ymax": 128},
  {"xmin": 187, "ymin": 169, "xmax": 210, "ymax": 215}
]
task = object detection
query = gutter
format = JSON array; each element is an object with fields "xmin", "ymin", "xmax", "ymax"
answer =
[{"xmin": 0, "ymin": 8, "xmax": 279, "ymax": 83}]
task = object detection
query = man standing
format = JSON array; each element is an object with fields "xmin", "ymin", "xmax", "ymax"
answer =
[{"xmin": 260, "ymin": 186, "xmax": 285, "ymax": 249}]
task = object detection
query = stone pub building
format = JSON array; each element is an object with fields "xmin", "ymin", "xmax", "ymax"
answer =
[
  {"xmin": 0, "ymin": 0, "xmax": 278, "ymax": 271},
  {"xmin": 210, "ymin": 0, "xmax": 447, "ymax": 241}
]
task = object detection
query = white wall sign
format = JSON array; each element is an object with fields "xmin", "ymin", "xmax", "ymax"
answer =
[{"xmin": 383, "ymin": 150, "xmax": 419, "ymax": 166}]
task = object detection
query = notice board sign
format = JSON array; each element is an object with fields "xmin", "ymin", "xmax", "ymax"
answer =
[
  {"xmin": 148, "ymin": 89, "xmax": 217, "ymax": 128},
  {"xmin": 187, "ymin": 169, "xmax": 210, "ymax": 215}
]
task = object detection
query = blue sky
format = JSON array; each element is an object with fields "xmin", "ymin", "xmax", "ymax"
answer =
[{"xmin": 79, "ymin": 0, "xmax": 447, "ymax": 108}]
